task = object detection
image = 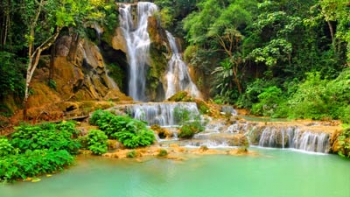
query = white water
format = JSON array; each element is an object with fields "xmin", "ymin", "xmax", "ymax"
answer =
[
  {"xmin": 258, "ymin": 126, "xmax": 330, "ymax": 153},
  {"xmin": 119, "ymin": 2, "xmax": 158, "ymax": 101},
  {"xmin": 165, "ymin": 31, "xmax": 201, "ymax": 99},
  {"xmin": 111, "ymin": 102, "xmax": 199, "ymax": 126}
]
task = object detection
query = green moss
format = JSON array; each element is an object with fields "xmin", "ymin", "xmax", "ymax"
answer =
[
  {"xmin": 147, "ymin": 43, "xmax": 168, "ymax": 95},
  {"xmin": 167, "ymin": 91, "xmax": 191, "ymax": 102},
  {"xmin": 157, "ymin": 149, "xmax": 168, "ymax": 157},
  {"xmin": 106, "ymin": 63, "xmax": 125, "ymax": 90}
]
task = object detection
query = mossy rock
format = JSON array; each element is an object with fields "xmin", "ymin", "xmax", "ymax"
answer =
[
  {"xmin": 151, "ymin": 124, "xmax": 172, "ymax": 139},
  {"xmin": 167, "ymin": 91, "xmax": 192, "ymax": 102}
]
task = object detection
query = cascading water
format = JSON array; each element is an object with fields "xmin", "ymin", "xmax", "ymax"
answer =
[
  {"xmin": 119, "ymin": 2, "xmax": 158, "ymax": 101},
  {"xmin": 165, "ymin": 31, "xmax": 201, "ymax": 99},
  {"xmin": 111, "ymin": 102, "xmax": 199, "ymax": 126},
  {"xmin": 257, "ymin": 126, "xmax": 330, "ymax": 153}
]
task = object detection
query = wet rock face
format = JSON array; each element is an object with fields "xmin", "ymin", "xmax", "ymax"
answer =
[
  {"xmin": 147, "ymin": 16, "xmax": 170, "ymax": 101},
  {"xmin": 55, "ymin": 36, "xmax": 72, "ymax": 56},
  {"xmin": 22, "ymin": 35, "xmax": 129, "ymax": 121}
]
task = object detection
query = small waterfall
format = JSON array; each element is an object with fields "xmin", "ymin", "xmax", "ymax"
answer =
[
  {"xmin": 112, "ymin": 102, "xmax": 199, "ymax": 126},
  {"xmin": 92, "ymin": 22, "xmax": 103, "ymax": 43},
  {"xmin": 256, "ymin": 126, "xmax": 330, "ymax": 153},
  {"xmin": 119, "ymin": 2, "xmax": 158, "ymax": 101},
  {"xmin": 165, "ymin": 31, "xmax": 201, "ymax": 99}
]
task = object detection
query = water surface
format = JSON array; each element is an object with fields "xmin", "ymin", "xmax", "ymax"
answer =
[{"xmin": 1, "ymin": 149, "xmax": 349, "ymax": 197}]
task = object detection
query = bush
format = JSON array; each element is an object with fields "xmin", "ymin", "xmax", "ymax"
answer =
[
  {"xmin": 0, "ymin": 149, "xmax": 74, "ymax": 182},
  {"xmin": 10, "ymin": 121, "xmax": 81, "ymax": 155},
  {"xmin": 286, "ymin": 72, "xmax": 329, "ymax": 119},
  {"xmin": 283, "ymin": 70, "xmax": 350, "ymax": 121},
  {"xmin": 157, "ymin": 149, "xmax": 168, "ymax": 157},
  {"xmin": 178, "ymin": 119, "xmax": 205, "ymax": 139},
  {"xmin": 0, "ymin": 138, "xmax": 16, "ymax": 157},
  {"xmin": 126, "ymin": 150, "xmax": 137, "ymax": 158},
  {"xmin": 114, "ymin": 128, "xmax": 155, "ymax": 149},
  {"xmin": 174, "ymin": 106, "xmax": 205, "ymax": 139},
  {"xmin": 86, "ymin": 130, "xmax": 108, "ymax": 155},
  {"xmin": 236, "ymin": 78, "xmax": 275, "ymax": 109},
  {"xmin": 90, "ymin": 110, "xmax": 155, "ymax": 148},
  {"xmin": 337, "ymin": 127, "xmax": 350, "ymax": 158},
  {"xmin": 251, "ymin": 86, "xmax": 283, "ymax": 116}
]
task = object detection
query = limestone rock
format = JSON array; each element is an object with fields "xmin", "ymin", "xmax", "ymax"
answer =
[
  {"xmin": 112, "ymin": 27, "xmax": 127, "ymax": 53},
  {"xmin": 55, "ymin": 36, "xmax": 72, "ymax": 56}
]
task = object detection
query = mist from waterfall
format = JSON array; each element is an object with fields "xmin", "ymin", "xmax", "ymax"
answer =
[
  {"xmin": 165, "ymin": 31, "xmax": 201, "ymax": 99},
  {"xmin": 119, "ymin": 2, "xmax": 158, "ymax": 101}
]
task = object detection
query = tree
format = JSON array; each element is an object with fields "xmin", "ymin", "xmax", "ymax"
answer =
[
  {"xmin": 207, "ymin": 0, "xmax": 256, "ymax": 94},
  {"xmin": 23, "ymin": 0, "xmax": 77, "ymax": 118}
]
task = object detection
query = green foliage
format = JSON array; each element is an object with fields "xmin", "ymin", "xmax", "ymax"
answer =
[
  {"xmin": 48, "ymin": 79, "xmax": 57, "ymax": 90},
  {"xmin": 251, "ymin": 86, "xmax": 283, "ymax": 116},
  {"xmin": 174, "ymin": 106, "xmax": 205, "ymax": 139},
  {"xmin": 86, "ymin": 129, "xmax": 108, "ymax": 155},
  {"xmin": 0, "ymin": 138, "xmax": 16, "ymax": 157},
  {"xmin": 211, "ymin": 59, "xmax": 238, "ymax": 103},
  {"xmin": 157, "ymin": 149, "xmax": 168, "ymax": 157},
  {"xmin": 238, "ymin": 136, "xmax": 250, "ymax": 152},
  {"xmin": 286, "ymin": 72, "xmax": 332, "ymax": 119},
  {"xmin": 337, "ymin": 127, "xmax": 350, "ymax": 158},
  {"xmin": 0, "ymin": 121, "xmax": 79, "ymax": 182},
  {"xmin": 90, "ymin": 110, "xmax": 155, "ymax": 149},
  {"xmin": 174, "ymin": 106, "xmax": 192, "ymax": 125},
  {"xmin": 114, "ymin": 128, "xmax": 155, "ymax": 149},
  {"xmin": 0, "ymin": 149, "xmax": 74, "ymax": 182},
  {"xmin": 0, "ymin": 52, "xmax": 25, "ymax": 100},
  {"xmin": 237, "ymin": 79, "xmax": 275, "ymax": 108},
  {"xmin": 126, "ymin": 150, "xmax": 136, "ymax": 158},
  {"xmin": 10, "ymin": 121, "xmax": 81, "ymax": 155},
  {"xmin": 106, "ymin": 63, "xmax": 125, "ymax": 90}
]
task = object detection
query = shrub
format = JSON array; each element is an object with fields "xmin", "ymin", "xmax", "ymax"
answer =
[
  {"xmin": 174, "ymin": 106, "xmax": 192, "ymax": 125},
  {"xmin": 86, "ymin": 130, "xmax": 108, "ymax": 155},
  {"xmin": 236, "ymin": 78, "xmax": 275, "ymax": 109},
  {"xmin": 284, "ymin": 70, "xmax": 350, "ymax": 121},
  {"xmin": 0, "ymin": 138, "xmax": 16, "ymax": 157},
  {"xmin": 114, "ymin": 128, "xmax": 155, "ymax": 148},
  {"xmin": 178, "ymin": 122, "xmax": 204, "ymax": 139},
  {"xmin": 286, "ymin": 72, "xmax": 329, "ymax": 119},
  {"xmin": 0, "ymin": 149, "xmax": 74, "ymax": 182},
  {"xmin": 90, "ymin": 110, "xmax": 155, "ymax": 148},
  {"xmin": 174, "ymin": 106, "xmax": 205, "ymax": 139},
  {"xmin": 251, "ymin": 86, "xmax": 283, "ymax": 116},
  {"xmin": 10, "ymin": 121, "xmax": 81, "ymax": 155},
  {"xmin": 126, "ymin": 150, "xmax": 137, "ymax": 158},
  {"xmin": 337, "ymin": 127, "xmax": 350, "ymax": 158},
  {"xmin": 157, "ymin": 149, "xmax": 168, "ymax": 157}
]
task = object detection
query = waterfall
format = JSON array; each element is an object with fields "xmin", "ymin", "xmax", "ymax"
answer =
[
  {"xmin": 165, "ymin": 31, "xmax": 201, "ymax": 99},
  {"xmin": 257, "ymin": 126, "xmax": 330, "ymax": 153},
  {"xmin": 111, "ymin": 102, "xmax": 199, "ymax": 126},
  {"xmin": 119, "ymin": 2, "xmax": 158, "ymax": 101}
]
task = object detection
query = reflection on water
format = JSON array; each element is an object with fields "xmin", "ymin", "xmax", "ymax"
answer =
[{"xmin": 1, "ymin": 149, "xmax": 349, "ymax": 197}]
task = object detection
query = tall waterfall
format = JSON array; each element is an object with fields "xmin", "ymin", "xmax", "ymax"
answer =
[
  {"xmin": 165, "ymin": 31, "xmax": 201, "ymax": 99},
  {"xmin": 119, "ymin": 2, "xmax": 158, "ymax": 101}
]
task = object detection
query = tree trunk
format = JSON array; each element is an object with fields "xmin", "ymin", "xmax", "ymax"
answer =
[
  {"xmin": 67, "ymin": 33, "xmax": 79, "ymax": 63},
  {"xmin": 327, "ymin": 20, "xmax": 336, "ymax": 53},
  {"xmin": 48, "ymin": 43, "xmax": 56, "ymax": 83},
  {"xmin": 23, "ymin": 27, "xmax": 61, "ymax": 120}
]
